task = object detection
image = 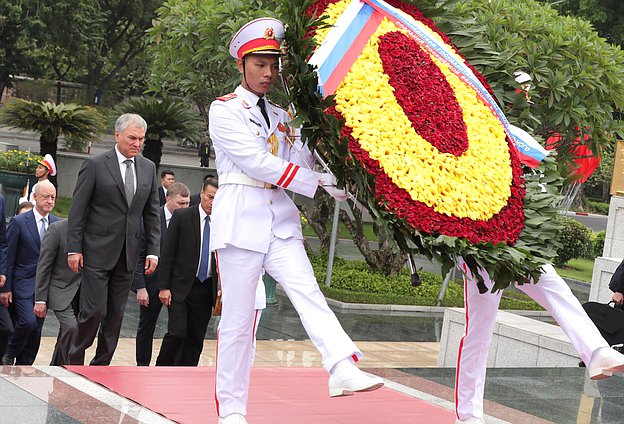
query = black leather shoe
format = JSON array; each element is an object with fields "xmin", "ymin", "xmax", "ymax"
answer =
[{"xmin": 1, "ymin": 354, "xmax": 15, "ymax": 366}]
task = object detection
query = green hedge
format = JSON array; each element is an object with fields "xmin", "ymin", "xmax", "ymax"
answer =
[
  {"xmin": 554, "ymin": 218, "xmax": 592, "ymax": 266},
  {"xmin": 586, "ymin": 200, "xmax": 610, "ymax": 215},
  {"xmin": 592, "ymin": 231, "xmax": 606, "ymax": 258},
  {"xmin": 310, "ymin": 256, "xmax": 542, "ymax": 310}
]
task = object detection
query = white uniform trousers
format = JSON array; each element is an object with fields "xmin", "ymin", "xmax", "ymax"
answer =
[
  {"xmin": 455, "ymin": 261, "xmax": 608, "ymax": 421},
  {"xmin": 215, "ymin": 237, "xmax": 362, "ymax": 417}
]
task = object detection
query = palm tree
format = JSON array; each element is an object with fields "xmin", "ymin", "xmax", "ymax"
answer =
[
  {"xmin": 115, "ymin": 97, "xmax": 205, "ymax": 169},
  {"xmin": 0, "ymin": 99, "xmax": 106, "ymax": 174}
]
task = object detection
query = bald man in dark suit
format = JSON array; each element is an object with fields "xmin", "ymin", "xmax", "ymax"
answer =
[{"xmin": 34, "ymin": 219, "xmax": 81, "ymax": 365}]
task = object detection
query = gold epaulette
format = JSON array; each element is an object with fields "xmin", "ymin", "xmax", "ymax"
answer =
[{"xmin": 216, "ymin": 93, "xmax": 237, "ymax": 102}]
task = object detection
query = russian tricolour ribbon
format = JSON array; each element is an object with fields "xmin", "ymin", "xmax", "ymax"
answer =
[{"xmin": 308, "ymin": 0, "xmax": 548, "ymax": 168}]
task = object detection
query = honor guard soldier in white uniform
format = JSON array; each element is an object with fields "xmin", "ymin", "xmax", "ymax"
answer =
[
  {"xmin": 209, "ymin": 18, "xmax": 383, "ymax": 424},
  {"xmin": 455, "ymin": 259, "xmax": 624, "ymax": 424}
]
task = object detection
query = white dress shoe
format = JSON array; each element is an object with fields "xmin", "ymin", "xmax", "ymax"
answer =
[
  {"xmin": 455, "ymin": 417, "xmax": 486, "ymax": 424},
  {"xmin": 218, "ymin": 413, "xmax": 248, "ymax": 424},
  {"xmin": 588, "ymin": 347, "xmax": 624, "ymax": 380},
  {"xmin": 328, "ymin": 367, "xmax": 384, "ymax": 397}
]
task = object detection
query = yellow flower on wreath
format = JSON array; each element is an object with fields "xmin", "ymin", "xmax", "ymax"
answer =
[{"xmin": 317, "ymin": 0, "xmax": 514, "ymax": 221}]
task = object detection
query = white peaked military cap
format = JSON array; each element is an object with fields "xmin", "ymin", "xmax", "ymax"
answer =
[
  {"xmin": 38, "ymin": 153, "xmax": 57, "ymax": 176},
  {"xmin": 229, "ymin": 17, "xmax": 286, "ymax": 59},
  {"xmin": 514, "ymin": 71, "xmax": 532, "ymax": 84}
]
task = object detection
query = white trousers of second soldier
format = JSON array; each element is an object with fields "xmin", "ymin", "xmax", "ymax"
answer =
[
  {"xmin": 215, "ymin": 237, "xmax": 362, "ymax": 417},
  {"xmin": 455, "ymin": 260, "xmax": 608, "ymax": 421}
]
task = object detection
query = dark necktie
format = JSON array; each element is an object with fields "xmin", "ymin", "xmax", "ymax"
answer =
[
  {"xmin": 124, "ymin": 159, "xmax": 134, "ymax": 206},
  {"xmin": 257, "ymin": 98, "xmax": 270, "ymax": 127},
  {"xmin": 197, "ymin": 216, "xmax": 210, "ymax": 282}
]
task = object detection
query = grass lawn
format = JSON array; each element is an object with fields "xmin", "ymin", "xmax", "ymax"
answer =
[
  {"xmin": 52, "ymin": 196, "xmax": 71, "ymax": 218},
  {"xmin": 555, "ymin": 258, "xmax": 594, "ymax": 283}
]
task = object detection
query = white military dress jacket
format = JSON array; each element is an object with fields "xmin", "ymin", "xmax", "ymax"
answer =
[{"xmin": 208, "ymin": 85, "xmax": 318, "ymax": 254}]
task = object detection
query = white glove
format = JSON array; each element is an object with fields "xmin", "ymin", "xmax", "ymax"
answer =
[
  {"xmin": 322, "ymin": 185, "xmax": 348, "ymax": 201},
  {"xmin": 317, "ymin": 172, "xmax": 337, "ymax": 187}
]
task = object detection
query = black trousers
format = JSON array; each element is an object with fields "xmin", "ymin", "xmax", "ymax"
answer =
[
  {"xmin": 156, "ymin": 278, "xmax": 213, "ymax": 366},
  {"xmin": 135, "ymin": 284, "xmax": 163, "ymax": 366},
  {"xmin": 0, "ymin": 304, "xmax": 14, "ymax": 359},
  {"xmin": 68, "ymin": 247, "xmax": 133, "ymax": 365}
]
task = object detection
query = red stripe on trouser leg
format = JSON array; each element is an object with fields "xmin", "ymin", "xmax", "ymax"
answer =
[
  {"xmin": 276, "ymin": 163, "xmax": 294, "ymax": 186},
  {"xmin": 215, "ymin": 247, "xmax": 264, "ymax": 417},
  {"xmin": 282, "ymin": 165, "xmax": 300, "ymax": 188},
  {"xmin": 215, "ymin": 327, "xmax": 221, "ymax": 416},
  {"xmin": 215, "ymin": 250, "xmax": 221, "ymax": 417},
  {"xmin": 251, "ymin": 311, "xmax": 259, "ymax": 344},
  {"xmin": 454, "ymin": 261, "xmax": 503, "ymax": 421},
  {"xmin": 455, "ymin": 263, "xmax": 470, "ymax": 420}
]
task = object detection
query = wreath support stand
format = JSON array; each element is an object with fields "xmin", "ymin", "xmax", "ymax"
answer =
[{"xmin": 325, "ymin": 200, "xmax": 342, "ymax": 287}]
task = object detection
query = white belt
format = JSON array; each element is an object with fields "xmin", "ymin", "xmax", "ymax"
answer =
[{"xmin": 219, "ymin": 173, "xmax": 277, "ymax": 189}]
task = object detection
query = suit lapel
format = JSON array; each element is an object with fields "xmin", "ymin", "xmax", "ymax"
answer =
[
  {"xmin": 25, "ymin": 211, "xmax": 40, "ymax": 248},
  {"xmin": 159, "ymin": 207, "xmax": 167, "ymax": 245},
  {"xmin": 104, "ymin": 148, "xmax": 127, "ymax": 204}
]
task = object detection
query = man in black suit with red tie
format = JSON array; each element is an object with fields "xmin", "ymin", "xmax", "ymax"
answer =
[
  {"xmin": 156, "ymin": 178, "xmax": 218, "ymax": 366},
  {"xmin": 132, "ymin": 182, "xmax": 190, "ymax": 366}
]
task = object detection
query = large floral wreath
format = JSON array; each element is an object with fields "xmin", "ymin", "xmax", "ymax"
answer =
[{"xmin": 283, "ymin": 0, "xmax": 563, "ymax": 290}]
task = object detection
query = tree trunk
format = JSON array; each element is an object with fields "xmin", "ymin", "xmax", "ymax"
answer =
[
  {"xmin": 85, "ymin": 68, "xmax": 98, "ymax": 105},
  {"xmin": 338, "ymin": 202, "xmax": 407, "ymax": 275},
  {"xmin": 602, "ymin": 180, "xmax": 611, "ymax": 202},
  {"xmin": 0, "ymin": 81, "xmax": 7, "ymax": 103},
  {"xmin": 299, "ymin": 191, "xmax": 333, "ymax": 254},
  {"xmin": 143, "ymin": 137, "xmax": 163, "ymax": 169}
]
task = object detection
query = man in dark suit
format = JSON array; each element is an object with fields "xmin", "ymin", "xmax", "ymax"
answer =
[
  {"xmin": 189, "ymin": 174, "xmax": 215, "ymax": 207},
  {"xmin": 66, "ymin": 113, "xmax": 161, "ymax": 366},
  {"xmin": 158, "ymin": 170, "xmax": 175, "ymax": 207},
  {"xmin": 34, "ymin": 219, "xmax": 81, "ymax": 366},
  {"xmin": 156, "ymin": 178, "xmax": 218, "ymax": 366},
  {"xmin": 0, "ymin": 194, "xmax": 13, "ymax": 359},
  {"xmin": 132, "ymin": 182, "xmax": 190, "ymax": 366},
  {"xmin": 1, "ymin": 181, "xmax": 58, "ymax": 365}
]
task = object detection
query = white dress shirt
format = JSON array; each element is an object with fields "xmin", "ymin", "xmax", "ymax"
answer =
[
  {"xmin": 115, "ymin": 145, "xmax": 137, "ymax": 193},
  {"xmin": 197, "ymin": 206, "xmax": 212, "ymax": 277}
]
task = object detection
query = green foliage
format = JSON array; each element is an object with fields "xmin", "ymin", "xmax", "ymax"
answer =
[
  {"xmin": 447, "ymin": 0, "xmax": 624, "ymax": 164},
  {"xmin": 554, "ymin": 217, "xmax": 592, "ymax": 266},
  {"xmin": 32, "ymin": 0, "xmax": 162, "ymax": 104},
  {"xmin": 585, "ymin": 200, "xmax": 610, "ymax": 215},
  {"xmin": 548, "ymin": 0, "xmax": 624, "ymax": 47},
  {"xmin": 114, "ymin": 96, "xmax": 205, "ymax": 168},
  {"xmin": 593, "ymin": 230, "xmax": 606, "ymax": 257},
  {"xmin": 283, "ymin": 0, "xmax": 565, "ymax": 290},
  {"xmin": 0, "ymin": 0, "xmax": 45, "ymax": 95},
  {"xmin": 310, "ymin": 255, "xmax": 464, "ymax": 306},
  {"xmin": 0, "ymin": 99, "xmax": 105, "ymax": 161},
  {"xmin": 146, "ymin": 0, "xmax": 280, "ymax": 122},
  {"xmin": 310, "ymin": 255, "xmax": 542, "ymax": 310},
  {"xmin": 0, "ymin": 150, "xmax": 43, "ymax": 174}
]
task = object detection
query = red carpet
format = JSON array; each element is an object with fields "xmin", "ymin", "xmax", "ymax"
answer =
[{"xmin": 67, "ymin": 366, "xmax": 455, "ymax": 423}]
